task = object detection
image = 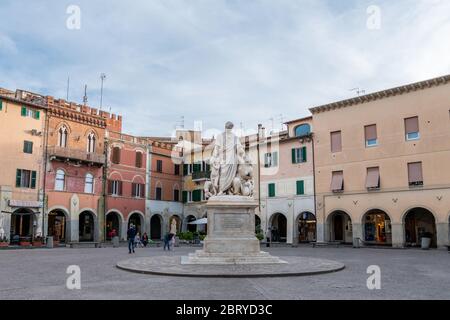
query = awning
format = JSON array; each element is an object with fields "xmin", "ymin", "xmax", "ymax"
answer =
[
  {"xmin": 366, "ymin": 167, "xmax": 380, "ymax": 188},
  {"xmin": 188, "ymin": 218, "xmax": 208, "ymax": 225},
  {"xmin": 8, "ymin": 200, "xmax": 43, "ymax": 208},
  {"xmin": 330, "ymin": 171, "xmax": 343, "ymax": 192}
]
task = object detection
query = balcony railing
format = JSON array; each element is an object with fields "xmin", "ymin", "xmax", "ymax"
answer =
[
  {"xmin": 48, "ymin": 146, "xmax": 105, "ymax": 165},
  {"xmin": 192, "ymin": 170, "xmax": 211, "ymax": 181}
]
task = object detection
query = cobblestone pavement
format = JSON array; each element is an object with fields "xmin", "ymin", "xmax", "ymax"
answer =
[{"xmin": 0, "ymin": 245, "xmax": 449, "ymax": 300}]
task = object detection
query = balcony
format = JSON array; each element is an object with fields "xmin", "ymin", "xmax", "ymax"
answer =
[
  {"xmin": 192, "ymin": 170, "xmax": 211, "ymax": 181},
  {"xmin": 48, "ymin": 146, "xmax": 105, "ymax": 165}
]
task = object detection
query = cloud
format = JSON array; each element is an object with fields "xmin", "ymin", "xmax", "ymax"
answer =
[{"xmin": 0, "ymin": 0, "xmax": 449, "ymax": 136}]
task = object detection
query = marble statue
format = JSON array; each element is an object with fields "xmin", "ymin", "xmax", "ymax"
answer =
[
  {"xmin": 205, "ymin": 122, "xmax": 254, "ymax": 199},
  {"xmin": 0, "ymin": 211, "xmax": 5, "ymax": 238},
  {"xmin": 170, "ymin": 219, "xmax": 177, "ymax": 235}
]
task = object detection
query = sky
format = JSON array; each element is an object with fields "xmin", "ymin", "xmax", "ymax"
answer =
[{"xmin": 0, "ymin": 0, "xmax": 449, "ymax": 137}]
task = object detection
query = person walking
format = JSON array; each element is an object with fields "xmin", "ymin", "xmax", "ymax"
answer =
[
  {"xmin": 127, "ymin": 224, "xmax": 137, "ymax": 254},
  {"xmin": 163, "ymin": 233, "xmax": 174, "ymax": 251}
]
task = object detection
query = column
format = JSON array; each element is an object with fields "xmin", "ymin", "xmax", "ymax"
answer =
[
  {"xmin": 391, "ymin": 222, "xmax": 404, "ymax": 248},
  {"xmin": 351, "ymin": 223, "xmax": 363, "ymax": 247},
  {"xmin": 436, "ymin": 222, "xmax": 449, "ymax": 249}
]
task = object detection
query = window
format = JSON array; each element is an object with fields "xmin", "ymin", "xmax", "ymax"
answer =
[
  {"xmin": 21, "ymin": 106, "xmax": 40, "ymax": 119},
  {"xmin": 193, "ymin": 163, "xmax": 202, "ymax": 172},
  {"xmin": 296, "ymin": 180, "xmax": 305, "ymax": 195},
  {"xmin": 16, "ymin": 169, "xmax": 36, "ymax": 189},
  {"xmin": 174, "ymin": 189, "xmax": 180, "ymax": 202},
  {"xmin": 182, "ymin": 191, "xmax": 188, "ymax": 203},
  {"xmin": 84, "ymin": 173, "xmax": 94, "ymax": 193},
  {"xmin": 330, "ymin": 131, "xmax": 342, "ymax": 153},
  {"xmin": 112, "ymin": 147, "xmax": 121, "ymax": 164},
  {"xmin": 0, "ymin": 99, "xmax": 3, "ymax": 111},
  {"xmin": 408, "ymin": 162, "xmax": 423, "ymax": 186},
  {"xmin": 268, "ymin": 183, "xmax": 276, "ymax": 197},
  {"xmin": 192, "ymin": 189, "xmax": 202, "ymax": 202},
  {"xmin": 405, "ymin": 116, "xmax": 420, "ymax": 141},
  {"xmin": 364, "ymin": 125, "xmax": 378, "ymax": 147},
  {"xmin": 87, "ymin": 133, "xmax": 96, "ymax": 153},
  {"xmin": 58, "ymin": 126, "xmax": 68, "ymax": 148},
  {"xmin": 156, "ymin": 160, "xmax": 163, "ymax": 173},
  {"xmin": 330, "ymin": 171, "xmax": 344, "ymax": 192},
  {"xmin": 174, "ymin": 164, "xmax": 180, "ymax": 175},
  {"xmin": 264, "ymin": 152, "xmax": 278, "ymax": 168},
  {"xmin": 294, "ymin": 124, "xmax": 311, "ymax": 137},
  {"xmin": 23, "ymin": 141, "xmax": 33, "ymax": 154},
  {"xmin": 135, "ymin": 152, "xmax": 143, "ymax": 168},
  {"xmin": 108, "ymin": 180, "xmax": 122, "ymax": 196},
  {"xmin": 55, "ymin": 169, "xmax": 65, "ymax": 191},
  {"xmin": 132, "ymin": 183, "xmax": 144, "ymax": 198},
  {"xmin": 292, "ymin": 147, "xmax": 307, "ymax": 164},
  {"xmin": 155, "ymin": 187, "xmax": 162, "ymax": 200},
  {"xmin": 183, "ymin": 164, "xmax": 189, "ymax": 176},
  {"xmin": 366, "ymin": 167, "xmax": 380, "ymax": 189}
]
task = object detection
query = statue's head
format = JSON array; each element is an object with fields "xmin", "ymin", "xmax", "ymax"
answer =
[{"xmin": 225, "ymin": 121, "xmax": 234, "ymax": 130}]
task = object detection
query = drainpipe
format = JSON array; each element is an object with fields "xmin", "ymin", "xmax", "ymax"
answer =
[
  {"xmin": 41, "ymin": 109, "xmax": 50, "ymax": 241},
  {"xmin": 102, "ymin": 137, "xmax": 108, "ymax": 243},
  {"xmin": 311, "ymin": 133, "xmax": 318, "ymax": 242},
  {"xmin": 257, "ymin": 124, "xmax": 262, "ymax": 210}
]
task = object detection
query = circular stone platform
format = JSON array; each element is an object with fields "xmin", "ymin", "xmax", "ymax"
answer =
[{"xmin": 116, "ymin": 256, "xmax": 345, "ymax": 278}]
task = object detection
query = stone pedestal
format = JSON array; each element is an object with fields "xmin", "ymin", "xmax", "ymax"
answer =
[{"xmin": 182, "ymin": 196, "xmax": 286, "ymax": 265}]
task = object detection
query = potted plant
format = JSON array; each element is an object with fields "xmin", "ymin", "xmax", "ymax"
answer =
[
  {"xmin": 421, "ymin": 232, "xmax": 432, "ymax": 250},
  {"xmin": 0, "ymin": 236, "xmax": 8, "ymax": 248},
  {"xmin": 32, "ymin": 236, "xmax": 43, "ymax": 247},
  {"xmin": 19, "ymin": 237, "xmax": 32, "ymax": 247}
]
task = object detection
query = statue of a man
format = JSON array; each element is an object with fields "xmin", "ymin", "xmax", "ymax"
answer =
[{"xmin": 211, "ymin": 121, "xmax": 246, "ymax": 196}]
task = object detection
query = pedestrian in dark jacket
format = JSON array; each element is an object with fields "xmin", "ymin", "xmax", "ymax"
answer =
[
  {"xmin": 127, "ymin": 225, "xmax": 137, "ymax": 254},
  {"xmin": 163, "ymin": 233, "xmax": 174, "ymax": 251}
]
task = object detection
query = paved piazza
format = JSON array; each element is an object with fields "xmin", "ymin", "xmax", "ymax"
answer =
[{"xmin": 0, "ymin": 246, "xmax": 449, "ymax": 300}]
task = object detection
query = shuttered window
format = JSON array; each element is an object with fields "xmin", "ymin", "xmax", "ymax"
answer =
[
  {"xmin": 366, "ymin": 167, "xmax": 380, "ymax": 189},
  {"xmin": 109, "ymin": 180, "xmax": 122, "ymax": 196},
  {"xmin": 268, "ymin": 183, "xmax": 276, "ymax": 197},
  {"xmin": 112, "ymin": 147, "xmax": 121, "ymax": 164},
  {"xmin": 405, "ymin": 117, "xmax": 420, "ymax": 141},
  {"xmin": 182, "ymin": 191, "xmax": 188, "ymax": 203},
  {"xmin": 330, "ymin": 131, "xmax": 342, "ymax": 153},
  {"xmin": 0, "ymin": 99, "xmax": 3, "ymax": 111},
  {"xmin": 330, "ymin": 171, "xmax": 344, "ymax": 192},
  {"xmin": 183, "ymin": 164, "xmax": 189, "ymax": 176},
  {"xmin": 174, "ymin": 164, "xmax": 180, "ymax": 175},
  {"xmin": 16, "ymin": 169, "xmax": 36, "ymax": 189},
  {"xmin": 155, "ymin": 187, "xmax": 162, "ymax": 200},
  {"xmin": 264, "ymin": 152, "xmax": 278, "ymax": 168},
  {"xmin": 408, "ymin": 162, "xmax": 423, "ymax": 186},
  {"xmin": 292, "ymin": 147, "xmax": 307, "ymax": 164},
  {"xmin": 192, "ymin": 189, "xmax": 202, "ymax": 202},
  {"xmin": 364, "ymin": 125, "xmax": 378, "ymax": 147},
  {"xmin": 135, "ymin": 152, "xmax": 142, "ymax": 168},
  {"xmin": 156, "ymin": 160, "xmax": 163, "ymax": 172},
  {"xmin": 296, "ymin": 180, "xmax": 305, "ymax": 195},
  {"xmin": 23, "ymin": 141, "xmax": 33, "ymax": 154},
  {"xmin": 174, "ymin": 189, "xmax": 180, "ymax": 201}
]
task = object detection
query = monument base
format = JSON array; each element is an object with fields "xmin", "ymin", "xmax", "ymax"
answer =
[{"xmin": 182, "ymin": 195, "xmax": 286, "ymax": 265}]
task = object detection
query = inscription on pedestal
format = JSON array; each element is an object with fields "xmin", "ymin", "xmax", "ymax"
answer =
[{"xmin": 213, "ymin": 213, "xmax": 249, "ymax": 233}]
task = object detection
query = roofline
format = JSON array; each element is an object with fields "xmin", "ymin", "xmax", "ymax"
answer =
[
  {"xmin": 0, "ymin": 93, "xmax": 48, "ymax": 110},
  {"xmin": 284, "ymin": 115, "xmax": 312, "ymax": 124},
  {"xmin": 309, "ymin": 74, "xmax": 450, "ymax": 114}
]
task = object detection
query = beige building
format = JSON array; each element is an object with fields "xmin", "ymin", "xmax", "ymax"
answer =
[
  {"xmin": 311, "ymin": 75, "xmax": 450, "ymax": 248},
  {"xmin": 0, "ymin": 89, "xmax": 47, "ymax": 242},
  {"xmin": 259, "ymin": 118, "xmax": 315, "ymax": 245}
]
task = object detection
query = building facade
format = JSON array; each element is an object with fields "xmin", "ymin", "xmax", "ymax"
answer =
[
  {"xmin": 105, "ymin": 131, "xmax": 147, "ymax": 241},
  {"xmin": 44, "ymin": 97, "xmax": 115, "ymax": 244},
  {"xmin": 0, "ymin": 89, "xmax": 47, "ymax": 243},
  {"xmin": 259, "ymin": 118, "xmax": 315, "ymax": 245},
  {"xmin": 311, "ymin": 75, "xmax": 450, "ymax": 248}
]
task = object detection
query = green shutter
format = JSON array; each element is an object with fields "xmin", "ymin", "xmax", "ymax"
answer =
[
  {"xmin": 35, "ymin": 110, "xmax": 40, "ymax": 120},
  {"xmin": 0, "ymin": 100, "xmax": 3, "ymax": 111},
  {"xmin": 31, "ymin": 171, "xmax": 37, "ymax": 189},
  {"xmin": 21, "ymin": 106, "xmax": 27, "ymax": 116},
  {"xmin": 182, "ymin": 191, "xmax": 188, "ymax": 203},
  {"xmin": 302, "ymin": 147, "xmax": 307, "ymax": 162},
  {"xmin": 292, "ymin": 149, "xmax": 296, "ymax": 164},
  {"xmin": 16, "ymin": 169, "xmax": 22, "ymax": 187},
  {"xmin": 183, "ymin": 164, "xmax": 188, "ymax": 176},
  {"xmin": 268, "ymin": 183, "xmax": 275, "ymax": 197},
  {"xmin": 193, "ymin": 163, "xmax": 201, "ymax": 172},
  {"xmin": 193, "ymin": 189, "xmax": 201, "ymax": 202},
  {"xmin": 296, "ymin": 180, "xmax": 305, "ymax": 195}
]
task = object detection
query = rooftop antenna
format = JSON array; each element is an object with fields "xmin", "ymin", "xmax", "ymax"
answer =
[
  {"xmin": 100, "ymin": 73, "xmax": 106, "ymax": 110},
  {"xmin": 278, "ymin": 114, "xmax": 285, "ymax": 131},
  {"xmin": 83, "ymin": 85, "xmax": 88, "ymax": 106},
  {"xmin": 66, "ymin": 76, "xmax": 70, "ymax": 100},
  {"xmin": 180, "ymin": 116, "xmax": 185, "ymax": 129},
  {"xmin": 268, "ymin": 117, "xmax": 275, "ymax": 132},
  {"xmin": 350, "ymin": 87, "xmax": 365, "ymax": 96}
]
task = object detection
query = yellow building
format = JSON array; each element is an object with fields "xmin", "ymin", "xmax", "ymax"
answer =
[
  {"xmin": 0, "ymin": 89, "xmax": 47, "ymax": 243},
  {"xmin": 311, "ymin": 75, "xmax": 450, "ymax": 248}
]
